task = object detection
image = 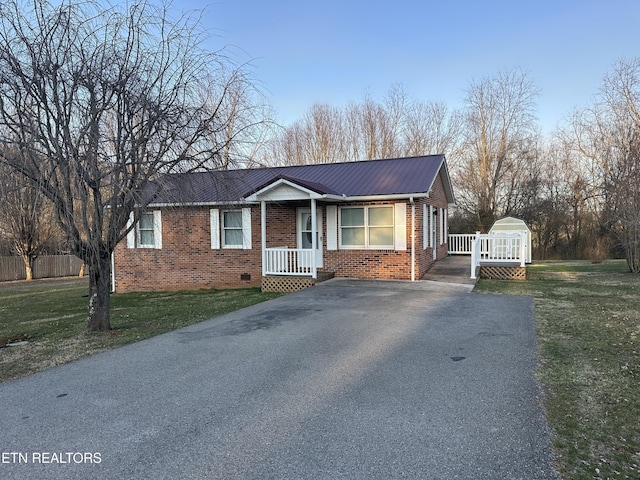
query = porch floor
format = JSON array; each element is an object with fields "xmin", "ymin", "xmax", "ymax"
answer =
[
  {"xmin": 421, "ymin": 256, "xmax": 477, "ymax": 285},
  {"xmin": 422, "ymin": 256, "xmax": 527, "ymax": 284}
]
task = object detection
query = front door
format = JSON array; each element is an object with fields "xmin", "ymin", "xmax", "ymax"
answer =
[{"xmin": 297, "ymin": 207, "xmax": 323, "ymax": 268}]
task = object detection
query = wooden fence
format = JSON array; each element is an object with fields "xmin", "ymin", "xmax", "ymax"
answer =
[{"xmin": 0, "ymin": 255, "xmax": 84, "ymax": 282}]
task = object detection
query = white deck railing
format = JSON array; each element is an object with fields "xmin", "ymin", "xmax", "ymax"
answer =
[
  {"xmin": 470, "ymin": 233, "xmax": 526, "ymax": 279},
  {"xmin": 264, "ymin": 248, "xmax": 314, "ymax": 277},
  {"xmin": 448, "ymin": 234, "xmax": 476, "ymax": 254}
]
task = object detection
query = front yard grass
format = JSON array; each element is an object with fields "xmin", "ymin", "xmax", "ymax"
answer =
[
  {"xmin": 475, "ymin": 260, "xmax": 640, "ymax": 480},
  {"xmin": 0, "ymin": 277, "xmax": 282, "ymax": 383}
]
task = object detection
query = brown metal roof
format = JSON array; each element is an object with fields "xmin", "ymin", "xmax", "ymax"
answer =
[
  {"xmin": 148, "ymin": 155, "xmax": 454, "ymax": 205},
  {"xmin": 245, "ymin": 174, "xmax": 342, "ymax": 197}
]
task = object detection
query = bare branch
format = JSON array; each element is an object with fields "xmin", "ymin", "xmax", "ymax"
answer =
[{"xmin": 0, "ymin": 0, "xmax": 270, "ymax": 329}]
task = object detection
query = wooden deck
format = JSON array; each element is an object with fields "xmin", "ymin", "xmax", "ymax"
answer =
[
  {"xmin": 422, "ymin": 256, "xmax": 527, "ymax": 284},
  {"xmin": 421, "ymin": 256, "xmax": 477, "ymax": 285}
]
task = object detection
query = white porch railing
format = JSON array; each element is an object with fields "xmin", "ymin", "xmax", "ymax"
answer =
[
  {"xmin": 448, "ymin": 234, "xmax": 476, "ymax": 254},
  {"xmin": 470, "ymin": 232, "xmax": 526, "ymax": 279},
  {"xmin": 264, "ymin": 248, "xmax": 314, "ymax": 277}
]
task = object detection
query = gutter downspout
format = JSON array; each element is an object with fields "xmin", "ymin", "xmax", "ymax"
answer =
[
  {"xmin": 111, "ymin": 252, "xmax": 116, "ymax": 293},
  {"xmin": 261, "ymin": 201, "xmax": 266, "ymax": 277},
  {"xmin": 410, "ymin": 197, "xmax": 415, "ymax": 282}
]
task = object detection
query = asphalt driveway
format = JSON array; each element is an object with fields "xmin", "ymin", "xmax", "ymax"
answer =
[{"xmin": 0, "ymin": 279, "xmax": 557, "ymax": 479}]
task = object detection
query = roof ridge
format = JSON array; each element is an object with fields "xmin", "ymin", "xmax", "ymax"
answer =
[{"xmin": 238, "ymin": 154, "xmax": 444, "ymax": 173}]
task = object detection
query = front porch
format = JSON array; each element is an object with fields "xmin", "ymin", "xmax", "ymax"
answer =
[
  {"xmin": 262, "ymin": 247, "xmax": 335, "ymax": 292},
  {"xmin": 244, "ymin": 176, "xmax": 339, "ymax": 293}
]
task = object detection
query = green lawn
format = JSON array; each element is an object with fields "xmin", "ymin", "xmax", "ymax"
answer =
[
  {"xmin": 475, "ymin": 260, "xmax": 640, "ymax": 479},
  {"xmin": 0, "ymin": 277, "xmax": 282, "ymax": 383}
]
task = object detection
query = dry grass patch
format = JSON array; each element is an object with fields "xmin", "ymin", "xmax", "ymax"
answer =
[{"xmin": 475, "ymin": 260, "xmax": 640, "ymax": 479}]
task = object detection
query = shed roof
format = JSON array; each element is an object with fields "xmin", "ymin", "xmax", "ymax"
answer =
[
  {"xmin": 490, "ymin": 217, "xmax": 531, "ymax": 232},
  {"xmin": 147, "ymin": 155, "xmax": 454, "ymax": 206}
]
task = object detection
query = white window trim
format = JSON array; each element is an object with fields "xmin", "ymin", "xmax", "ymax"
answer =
[
  {"xmin": 430, "ymin": 205, "xmax": 436, "ymax": 249},
  {"xmin": 394, "ymin": 203, "xmax": 407, "ymax": 251},
  {"xmin": 423, "ymin": 204, "xmax": 428, "ymax": 250},
  {"xmin": 137, "ymin": 212, "xmax": 156, "ymax": 248},
  {"xmin": 210, "ymin": 209, "xmax": 220, "ymax": 249},
  {"xmin": 338, "ymin": 205, "xmax": 396, "ymax": 250},
  {"xmin": 210, "ymin": 207, "xmax": 252, "ymax": 250},
  {"xmin": 242, "ymin": 208, "xmax": 252, "ymax": 250},
  {"xmin": 443, "ymin": 208, "xmax": 448, "ymax": 244},
  {"xmin": 222, "ymin": 210, "xmax": 244, "ymax": 249},
  {"xmin": 126, "ymin": 210, "xmax": 162, "ymax": 249},
  {"xmin": 326, "ymin": 205, "xmax": 338, "ymax": 251},
  {"xmin": 439, "ymin": 208, "xmax": 444, "ymax": 245}
]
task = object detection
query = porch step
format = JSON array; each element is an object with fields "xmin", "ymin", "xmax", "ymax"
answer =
[
  {"xmin": 316, "ymin": 270, "xmax": 335, "ymax": 283},
  {"xmin": 261, "ymin": 270, "xmax": 335, "ymax": 293}
]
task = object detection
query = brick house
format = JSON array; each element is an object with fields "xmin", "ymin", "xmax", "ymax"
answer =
[{"xmin": 113, "ymin": 154, "xmax": 455, "ymax": 292}]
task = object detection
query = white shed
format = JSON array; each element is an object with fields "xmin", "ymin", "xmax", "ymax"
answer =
[{"xmin": 489, "ymin": 217, "xmax": 532, "ymax": 263}]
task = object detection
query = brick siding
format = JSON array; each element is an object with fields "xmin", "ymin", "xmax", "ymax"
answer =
[
  {"xmin": 114, "ymin": 206, "xmax": 262, "ymax": 292},
  {"xmin": 114, "ymin": 173, "xmax": 451, "ymax": 292}
]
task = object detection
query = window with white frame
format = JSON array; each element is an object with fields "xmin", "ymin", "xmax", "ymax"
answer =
[
  {"xmin": 127, "ymin": 210, "xmax": 162, "ymax": 249},
  {"xmin": 340, "ymin": 206, "xmax": 394, "ymax": 249},
  {"xmin": 137, "ymin": 212, "xmax": 155, "ymax": 247},
  {"xmin": 210, "ymin": 208, "xmax": 252, "ymax": 250},
  {"xmin": 222, "ymin": 210, "xmax": 243, "ymax": 248}
]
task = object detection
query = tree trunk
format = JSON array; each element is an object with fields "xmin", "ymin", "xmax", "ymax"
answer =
[
  {"xmin": 87, "ymin": 252, "xmax": 111, "ymax": 332},
  {"xmin": 626, "ymin": 248, "xmax": 640, "ymax": 273},
  {"xmin": 21, "ymin": 254, "xmax": 35, "ymax": 281},
  {"xmin": 625, "ymin": 229, "xmax": 640, "ymax": 273}
]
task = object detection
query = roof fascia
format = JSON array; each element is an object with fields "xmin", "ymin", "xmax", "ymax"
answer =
[
  {"xmin": 340, "ymin": 192, "xmax": 429, "ymax": 202},
  {"xmin": 244, "ymin": 177, "xmax": 326, "ymax": 202},
  {"xmin": 424, "ymin": 156, "xmax": 456, "ymax": 204},
  {"xmin": 146, "ymin": 201, "xmax": 258, "ymax": 208}
]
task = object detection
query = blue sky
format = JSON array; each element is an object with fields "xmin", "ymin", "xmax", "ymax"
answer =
[{"xmin": 180, "ymin": 0, "xmax": 640, "ymax": 133}]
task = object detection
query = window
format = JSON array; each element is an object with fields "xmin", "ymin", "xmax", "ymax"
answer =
[
  {"xmin": 137, "ymin": 212, "xmax": 155, "ymax": 247},
  {"xmin": 340, "ymin": 206, "xmax": 394, "ymax": 249},
  {"xmin": 368, "ymin": 206, "xmax": 394, "ymax": 246},
  {"xmin": 340, "ymin": 207, "xmax": 365, "ymax": 247},
  {"xmin": 127, "ymin": 210, "xmax": 162, "ymax": 249},
  {"xmin": 222, "ymin": 210, "xmax": 243, "ymax": 248},
  {"xmin": 210, "ymin": 208, "xmax": 252, "ymax": 250}
]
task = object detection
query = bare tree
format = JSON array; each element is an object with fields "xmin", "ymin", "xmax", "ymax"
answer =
[
  {"xmin": 521, "ymin": 137, "xmax": 598, "ymax": 259},
  {"xmin": 268, "ymin": 85, "xmax": 463, "ymax": 166},
  {"xmin": 267, "ymin": 103, "xmax": 346, "ymax": 165},
  {"xmin": 456, "ymin": 68, "xmax": 540, "ymax": 231},
  {"xmin": 202, "ymin": 66, "xmax": 277, "ymax": 169},
  {"xmin": 403, "ymin": 100, "xmax": 464, "ymax": 160},
  {"xmin": 303, "ymin": 103, "xmax": 346, "ymax": 164},
  {"xmin": 354, "ymin": 88, "xmax": 406, "ymax": 160},
  {"xmin": 0, "ymin": 0, "xmax": 267, "ymax": 330},
  {"xmin": 0, "ymin": 162, "xmax": 58, "ymax": 279},
  {"xmin": 606, "ymin": 133, "xmax": 640, "ymax": 271},
  {"xmin": 569, "ymin": 58, "xmax": 640, "ymax": 271}
]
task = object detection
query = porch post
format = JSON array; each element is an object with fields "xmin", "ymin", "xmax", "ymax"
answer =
[
  {"xmin": 311, "ymin": 198, "xmax": 317, "ymax": 279},
  {"xmin": 261, "ymin": 201, "xmax": 266, "ymax": 277},
  {"xmin": 471, "ymin": 231, "xmax": 481, "ymax": 279}
]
